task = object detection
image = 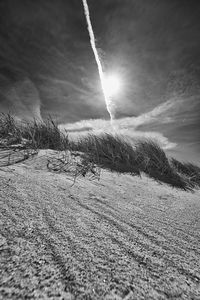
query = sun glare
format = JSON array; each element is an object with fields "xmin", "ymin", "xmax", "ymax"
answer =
[{"xmin": 102, "ymin": 73, "xmax": 121, "ymax": 98}]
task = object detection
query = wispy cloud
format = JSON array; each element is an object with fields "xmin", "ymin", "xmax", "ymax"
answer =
[
  {"xmin": 61, "ymin": 98, "xmax": 178, "ymax": 129},
  {"xmin": 60, "ymin": 99, "xmax": 180, "ymax": 149},
  {"xmin": 113, "ymin": 98, "xmax": 179, "ymax": 129}
]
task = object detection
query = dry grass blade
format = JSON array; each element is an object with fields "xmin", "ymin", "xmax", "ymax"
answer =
[
  {"xmin": 47, "ymin": 151, "xmax": 101, "ymax": 186},
  {"xmin": 0, "ymin": 147, "xmax": 38, "ymax": 167}
]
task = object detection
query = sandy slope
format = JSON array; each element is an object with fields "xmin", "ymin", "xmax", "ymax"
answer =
[{"xmin": 0, "ymin": 150, "xmax": 200, "ymax": 299}]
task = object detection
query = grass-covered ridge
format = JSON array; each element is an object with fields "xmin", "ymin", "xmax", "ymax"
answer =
[{"xmin": 0, "ymin": 113, "xmax": 199, "ymax": 191}]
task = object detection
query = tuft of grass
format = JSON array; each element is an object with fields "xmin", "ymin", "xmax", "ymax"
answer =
[
  {"xmin": 0, "ymin": 113, "xmax": 22, "ymax": 145},
  {"xmin": 134, "ymin": 140, "xmax": 192, "ymax": 191},
  {"xmin": 0, "ymin": 113, "xmax": 69, "ymax": 150},
  {"xmin": 24, "ymin": 118, "xmax": 69, "ymax": 150},
  {"xmin": 171, "ymin": 158, "xmax": 200, "ymax": 189},
  {"xmin": 70, "ymin": 133, "xmax": 140, "ymax": 176}
]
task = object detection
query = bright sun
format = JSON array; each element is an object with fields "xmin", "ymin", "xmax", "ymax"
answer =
[{"xmin": 102, "ymin": 73, "xmax": 121, "ymax": 98}]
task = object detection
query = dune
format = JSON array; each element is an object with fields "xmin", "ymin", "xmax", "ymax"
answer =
[{"xmin": 0, "ymin": 150, "xmax": 200, "ymax": 299}]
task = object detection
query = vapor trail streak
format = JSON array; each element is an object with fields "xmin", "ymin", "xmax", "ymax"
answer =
[{"xmin": 82, "ymin": 0, "xmax": 113, "ymax": 121}]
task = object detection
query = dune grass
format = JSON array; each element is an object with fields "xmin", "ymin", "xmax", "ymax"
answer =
[
  {"xmin": 170, "ymin": 158, "xmax": 200, "ymax": 189},
  {"xmin": 0, "ymin": 113, "xmax": 199, "ymax": 191},
  {"xmin": 0, "ymin": 113, "xmax": 69, "ymax": 150},
  {"xmin": 134, "ymin": 140, "xmax": 193, "ymax": 190},
  {"xmin": 70, "ymin": 133, "xmax": 141, "ymax": 175},
  {"xmin": 71, "ymin": 134, "xmax": 197, "ymax": 191}
]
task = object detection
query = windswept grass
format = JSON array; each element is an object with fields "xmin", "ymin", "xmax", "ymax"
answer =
[
  {"xmin": 0, "ymin": 113, "xmax": 69, "ymax": 150},
  {"xmin": 170, "ymin": 158, "xmax": 200, "ymax": 189},
  {"xmin": 0, "ymin": 113, "xmax": 199, "ymax": 191},
  {"xmin": 70, "ymin": 134, "xmax": 140, "ymax": 175},
  {"xmin": 134, "ymin": 140, "xmax": 192, "ymax": 190},
  {"xmin": 72, "ymin": 134, "xmax": 197, "ymax": 191}
]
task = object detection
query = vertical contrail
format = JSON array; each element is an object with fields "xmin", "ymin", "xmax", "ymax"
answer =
[{"xmin": 82, "ymin": 0, "xmax": 114, "ymax": 122}]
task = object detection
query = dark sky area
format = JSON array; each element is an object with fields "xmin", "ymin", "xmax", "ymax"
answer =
[{"xmin": 0, "ymin": 0, "xmax": 199, "ymax": 163}]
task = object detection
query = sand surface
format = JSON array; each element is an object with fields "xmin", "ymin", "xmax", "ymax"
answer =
[{"xmin": 0, "ymin": 150, "xmax": 200, "ymax": 299}]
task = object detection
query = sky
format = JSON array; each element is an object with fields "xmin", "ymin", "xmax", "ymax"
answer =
[{"xmin": 0, "ymin": 0, "xmax": 199, "ymax": 163}]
